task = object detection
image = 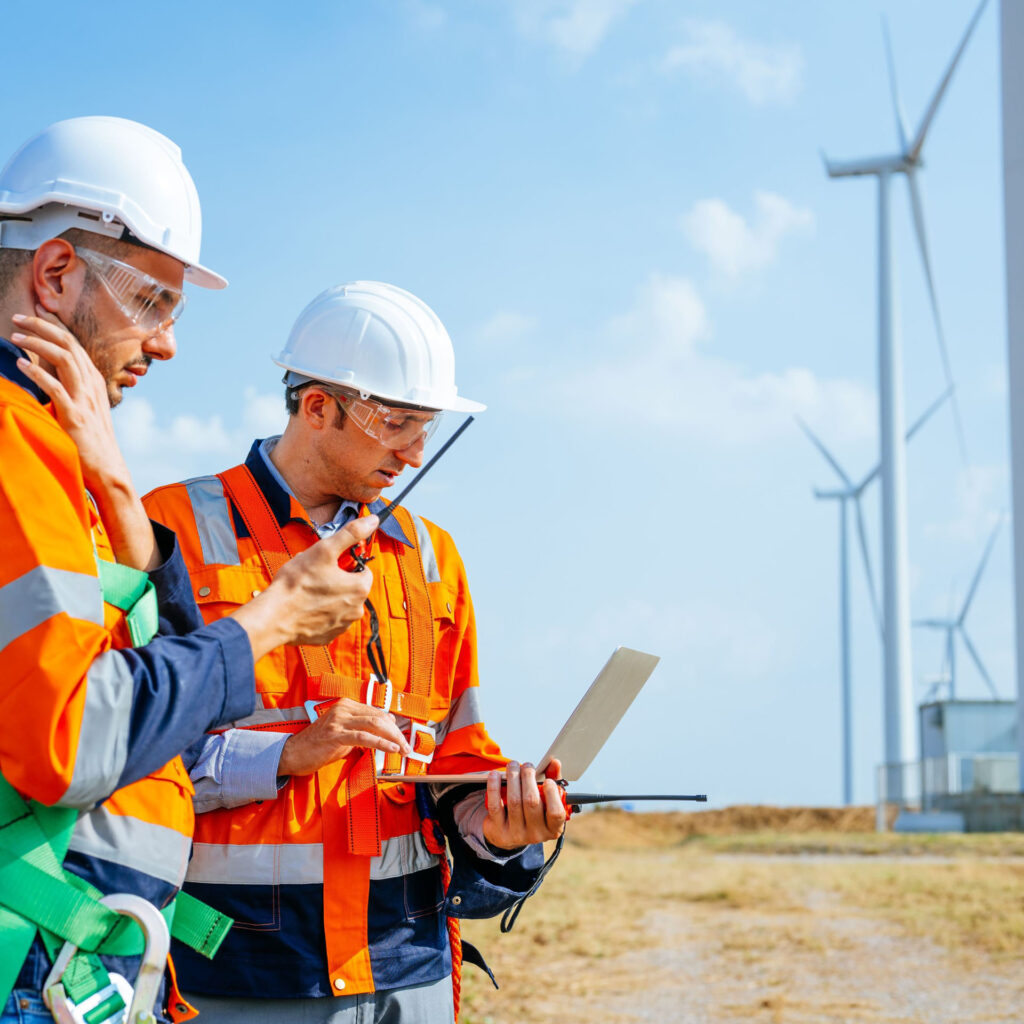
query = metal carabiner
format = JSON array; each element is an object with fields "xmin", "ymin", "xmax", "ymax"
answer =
[{"xmin": 44, "ymin": 893, "xmax": 171, "ymax": 1024}]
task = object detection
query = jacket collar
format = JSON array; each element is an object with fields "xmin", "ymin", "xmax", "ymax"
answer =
[
  {"xmin": 243, "ymin": 439, "xmax": 412, "ymax": 548},
  {"xmin": 0, "ymin": 338, "xmax": 50, "ymax": 404}
]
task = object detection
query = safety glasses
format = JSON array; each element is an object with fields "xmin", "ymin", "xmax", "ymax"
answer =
[
  {"xmin": 333, "ymin": 390, "xmax": 443, "ymax": 450},
  {"xmin": 76, "ymin": 248, "xmax": 186, "ymax": 334}
]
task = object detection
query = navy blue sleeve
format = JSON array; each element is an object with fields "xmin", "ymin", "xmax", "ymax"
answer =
[
  {"xmin": 113, "ymin": 617, "xmax": 256, "ymax": 789},
  {"xmin": 431, "ymin": 786, "xmax": 545, "ymax": 919},
  {"xmin": 148, "ymin": 520, "xmax": 205, "ymax": 637}
]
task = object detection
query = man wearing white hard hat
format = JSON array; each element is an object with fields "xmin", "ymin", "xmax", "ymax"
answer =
[
  {"xmin": 143, "ymin": 282, "xmax": 566, "ymax": 1023},
  {"xmin": 0, "ymin": 118, "xmax": 377, "ymax": 1024}
]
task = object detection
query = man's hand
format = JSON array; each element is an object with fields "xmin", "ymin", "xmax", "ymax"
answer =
[
  {"xmin": 232, "ymin": 516, "xmax": 378, "ymax": 660},
  {"xmin": 277, "ymin": 697, "xmax": 413, "ymax": 776},
  {"xmin": 12, "ymin": 309, "xmax": 160, "ymax": 571},
  {"xmin": 13, "ymin": 309, "xmax": 128, "ymax": 489},
  {"xmin": 482, "ymin": 758, "xmax": 567, "ymax": 850}
]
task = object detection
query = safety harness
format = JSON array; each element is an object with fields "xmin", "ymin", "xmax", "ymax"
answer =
[
  {"xmin": 0, "ymin": 559, "xmax": 233, "ymax": 1024},
  {"xmin": 217, "ymin": 464, "xmax": 442, "ymax": 854},
  {"xmin": 216, "ymin": 466, "xmax": 471, "ymax": 1012}
]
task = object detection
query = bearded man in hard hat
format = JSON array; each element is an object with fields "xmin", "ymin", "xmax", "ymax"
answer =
[
  {"xmin": 0, "ymin": 119, "xmax": 378, "ymax": 1023},
  {"xmin": 142, "ymin": 281, "xmax": 567, "ymax": 1023}
]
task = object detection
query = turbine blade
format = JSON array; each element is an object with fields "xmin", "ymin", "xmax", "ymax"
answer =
[
  {"xmin": 906, "ymin": 170, "xmax": 968, "ymax": 461},
  {"xmin": 960, "ymin": 518, "xmax": 1002, "ymax": 621},
  {"xmin": 854, "ymin": 498, "xmax": 883, "ymax": 635},
  {"xmin": 959, "ymin": 626, "xmax": 998, "ymax": 698},
  {"xmin": 796, "ymin": 417, "xmax": 853, "ymax": 487},
  {"xmin": 906, "ymin": 385, "xmax": 954, "ymax": 443},
  {"xmin": 855, "ymin": 389, "xmax": 951, "ymax": 493},
  {"xmin": 882, "ymin": 17, "xmax": 909, "ymax": 152},
  {"xmin": 858, "ymin": 385, "xmax": 957, "ymax": 492},
  {"xmin": 907, "ymin": 0, "xmax": 990, "ymax": 162},
  {"xmin": 913, "ymin": 618, "xmax": 951, "ymax": 629}
]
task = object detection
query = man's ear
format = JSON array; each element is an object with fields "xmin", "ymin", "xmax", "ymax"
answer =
[
  {"xmin": 32, "ymin": 239, "xmax": 82, "ymax": 315},
  {"xmin": 300, "ymin": 388, "xmax": 333, "ymax": 432}
]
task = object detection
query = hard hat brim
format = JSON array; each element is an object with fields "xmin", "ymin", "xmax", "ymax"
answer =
[{"xmin": 184, "ymin": 261, "xmax": 228, "ymax": 290}]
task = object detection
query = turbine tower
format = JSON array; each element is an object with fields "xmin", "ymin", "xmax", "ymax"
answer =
[
  {"xmin": 801, "ymin": 388, "xmax": 951, "ymax": 805},
  {"xmin": 915, "ymin": 519, "xmax": 1003, "ymax": 700},
  {"xmin": 821, "ymin": 0, "xmax": 989, "ymax": 797}
]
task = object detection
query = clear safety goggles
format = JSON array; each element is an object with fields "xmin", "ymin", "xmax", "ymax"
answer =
[
  {"xmin": 76, "ymin": 248, "xmax": 186, "ymax": 334},
  {"xmin": 332, "ymin": 389, "xmax": 443, "ymax": 450}
]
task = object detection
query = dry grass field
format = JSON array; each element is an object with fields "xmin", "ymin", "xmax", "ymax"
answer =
[{"xmin": 460, "ymin": 808, "xmax": 1024, "ymax": 1024}]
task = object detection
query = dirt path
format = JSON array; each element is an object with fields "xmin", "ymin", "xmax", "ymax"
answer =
[
  {"xmin": 600, "ymin": 896, "xmax": 1024, "ymax": 1023},
  {"xmin": 461, "ymin": 850, "xmax": 1024, "ymax": 1024}
]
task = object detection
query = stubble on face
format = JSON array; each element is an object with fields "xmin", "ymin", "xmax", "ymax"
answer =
[{"xmin": 67, "ymin": 283, "xmax": 148, "ymax": 408}]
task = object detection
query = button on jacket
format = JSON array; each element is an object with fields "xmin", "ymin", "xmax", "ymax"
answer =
[
  {"xmin": 142, "ymin": 440, "xmax": 543, "ymax": 1000},
  {"xmin": 0, "ymin": 339, "xmax": 256, "ymax": 992}
]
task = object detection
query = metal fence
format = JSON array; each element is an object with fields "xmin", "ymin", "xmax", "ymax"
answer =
[{"xmin": 875, "ymin": 754, "xmax": 1021, "ymax": 830}]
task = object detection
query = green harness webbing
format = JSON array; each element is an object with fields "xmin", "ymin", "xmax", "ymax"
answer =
[
  {"xmin": 96, "ymin": 559, "xmax": 159, "ymax": 648},
  {"xmin": 0, "ymin": 558, "xmax": 231, "ymax": 1012}
]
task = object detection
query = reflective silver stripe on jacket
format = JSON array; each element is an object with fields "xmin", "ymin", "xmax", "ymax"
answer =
[
  {"xmin": 184, "ymin": 476, "xmax": 240, "ymax": 566},
  {"xmin": 370, "ymin": 831, "xmax": 438, "ymax": 880},
  {"xmin": 412, "ymin": 515, "xmax": 441, "ymax": 584},
  {"xmin": 187, "ymin": 832, "xmax": 438, "ymax": 886},
  {"xmin": 0, "ymin": 564, "xmax": 103, "ymax": 652},
  {"xmin": 434, "ymin": 688, "xmax": 483, "ymax": 746},
  {"xmin": 58, "ymin": 650, "xmax": 133, "ymax": 808},
  {"xmin": 68, "ymin": 804, "xmax": 192, "ymax": 887},
  {"xmin": 189, "ymin": 841, "xmax": 324, "ymax": 885},
  {"xmin": 228, "ymin": 705, "xmax": 308, "ymax": 729}
]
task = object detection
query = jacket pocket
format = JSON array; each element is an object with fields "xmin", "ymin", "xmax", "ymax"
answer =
[{"xmin": 191, "ymin": 565, "xmax": 288, "ymax": 694}]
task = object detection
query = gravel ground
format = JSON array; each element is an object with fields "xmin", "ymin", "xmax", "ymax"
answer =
[{"xmin": 596, "ymin": 873, "xmax": 1024, "ymax": 1024}]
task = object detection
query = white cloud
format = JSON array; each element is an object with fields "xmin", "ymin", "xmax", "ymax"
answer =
[
  {"xmin": 512, "ymin": 0, "xmax": 639, "ymax": 62},
  {"xmin": 663, "ymin": 20, "xmax": 803, "ymax": 106},
  {"xmin": 538, "ymin": 273, "xmax": 874, "ymax": 446},
  {"xmin": 682, "ymin": 191, "xmax": 814, "ymax": 278},
  {"xmin": 115, "ymin": 388, "xmax": 286, "ymax": 495},
  {"xmin": 475, "ymin": 310, "xmax": 538, "ymax": 348}
]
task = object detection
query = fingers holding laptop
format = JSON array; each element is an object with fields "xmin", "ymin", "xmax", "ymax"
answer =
[{"xmin": 483, "ymin": 758, "xmax": 567, "ymax": 849}]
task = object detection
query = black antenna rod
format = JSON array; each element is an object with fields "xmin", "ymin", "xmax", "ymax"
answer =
[
  {"xmin": 376, "ymin": 416, "xmax": 475, "ymax": 529},
  {"xmin": 564, "ymin": 793, "xmax": 707, "ymax": 806}
]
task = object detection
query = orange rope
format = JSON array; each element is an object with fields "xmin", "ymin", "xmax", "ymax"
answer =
[{"xmin": 422, "ymin": 820, "xmax": 462, "ymax": 1021}]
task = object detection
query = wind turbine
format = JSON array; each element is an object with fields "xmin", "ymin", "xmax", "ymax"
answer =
[
  {"xmin": 801, "ymin": 387, "xmax": 951, "ymax": 805},
  {"xmin": 821, "ymin": 0, "xmax": 989, "ymax": 795},
  {"xmin": 915, "ymin": 519, "xmax": 1003, "ymax": 700}
]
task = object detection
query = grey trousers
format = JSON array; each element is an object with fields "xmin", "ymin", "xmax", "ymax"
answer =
[{"xmin": 183, "ymin": 976, "xmax": 455, "ymax": 1024}]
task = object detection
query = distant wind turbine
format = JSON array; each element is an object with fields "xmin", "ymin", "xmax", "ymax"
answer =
[
  {"xmin": 914, "ymin": 518, "xmax": 1004, "ymax": 700},
  {"xmin": 800, "ymin": 387, "xmax": 951, "ymax": 805},
  {"xmin": 821, "ymin": 0, "xmax": 989, "ymax": 793}
]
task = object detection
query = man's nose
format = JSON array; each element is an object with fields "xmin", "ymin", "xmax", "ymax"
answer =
[
  {"xmin": 143, "ymin": 323, "xmax": 177, "ymax": 361},
  {"xmin": 395, "ymin": 434, "xmax": 426, "ymax": 468}
]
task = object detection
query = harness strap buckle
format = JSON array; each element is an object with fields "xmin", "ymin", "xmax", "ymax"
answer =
[
  {"xmin": 44, "ymin": 894, "xmax": 170, "ymax": 1024},
  {"xmin": 394, "ymin": 720, "xmax": 437, "ymax": 775},
  {"xmin": 364, "ymin": 675, "xmax": 394, "ymax": 713}
]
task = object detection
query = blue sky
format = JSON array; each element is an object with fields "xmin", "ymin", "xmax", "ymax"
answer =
[{"xmin": 1, "ymin": 0, "xmax": 1010, "ymax": 807}]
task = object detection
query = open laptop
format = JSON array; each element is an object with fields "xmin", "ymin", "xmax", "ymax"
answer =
[{"xmin": 379, "ymin": 646, "xmax": 660, "ymax": 783}]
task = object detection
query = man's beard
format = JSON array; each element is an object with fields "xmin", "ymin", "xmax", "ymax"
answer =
[{"xmin": 67, "ymin": 291, "xmax": 138, "ymax": 408}]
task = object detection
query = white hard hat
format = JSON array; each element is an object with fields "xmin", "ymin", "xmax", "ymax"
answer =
[
  {"xmin": 273, "ymin": 281, "xmax": 485, "ymax": 413},
  {"xmin": 0, "ymin": 116, "xmax": 226, "ymax": 289}
]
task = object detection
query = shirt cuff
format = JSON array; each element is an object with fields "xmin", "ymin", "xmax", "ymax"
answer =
[
  {"xmin": 453, "ymin": 790, "xmax": 526, "ymax": 864},
  {"xmin": 148, "ymin": 520, "xmax": 205, "ymax": 636},
  {"xmin": 192, "ymin": 729, "xmax": 289, "ymax": 812}
]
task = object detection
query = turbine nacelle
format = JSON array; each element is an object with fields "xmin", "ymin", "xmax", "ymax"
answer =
[{"xmin": 821, "ymin": 152, "xmax": 915, "ymax": 179}]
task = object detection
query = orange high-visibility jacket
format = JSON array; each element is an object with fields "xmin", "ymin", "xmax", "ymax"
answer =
[
  {"xmin": 142, "ymin": 442, "xmax": 543, "ymax": 1000},
  {"xmin": 0, "ymin": 340, "xmax": 255, "ymax": 992}
]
